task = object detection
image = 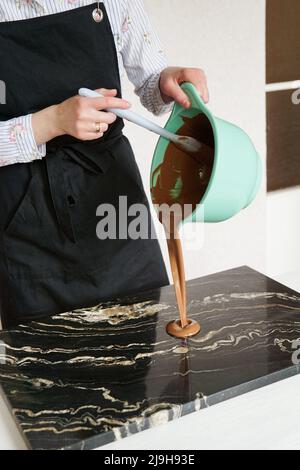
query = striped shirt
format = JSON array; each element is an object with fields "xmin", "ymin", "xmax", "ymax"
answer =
[{"xmin": 0, "ymin": 0, "xmax": 172, "ymax": 167}]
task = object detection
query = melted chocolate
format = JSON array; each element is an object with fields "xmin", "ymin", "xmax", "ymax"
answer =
[{"xmin": 151, "ymin": 113, "xmax": 214, "ymax": 338}]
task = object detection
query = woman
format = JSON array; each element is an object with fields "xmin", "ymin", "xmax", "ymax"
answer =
[{"xmin": 0, "ymin": 0, "xmax": 209, "ymax": 329}]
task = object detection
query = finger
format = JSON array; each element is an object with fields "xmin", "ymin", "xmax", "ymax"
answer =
[
  {"xmin": 95, "ymin": 88, "xmax": 118, "ymax": 97},
  {"xmin": 78, "ymin": 131, "xmax": 104, "ymax": 141},
  {"xmin": 89, "ymin": 122, "xmax": 109, "ymax": 133},
  {"xmin": 181, "ymin": 69, "xmax": 209, "ymax": 103},
  {"xmin": 168, "ymin": 81, "xmax": 191, "ymax": 109},
  {"xmin": 100, "ymin": 123, "xmax": 109, "ymax": 133},
  {"xmin": 86, "ymin": 132, "xmax": 104, "ymax": 140},
  {"xmin": 89, "ymin": 96, "xmax": 131, "ymax": 110},
  {"xmin": 202, "ymin": 83, "xmax": 209, "ymax": 103},
  {"xmin": 91, "ymin": 110, "xmax": 117, "ymax": 125},
  {"xmin": 193, "ymin": 78, "xmax": 209, "ymax": 103},
  {"xmin": 192, "ymin": 80, "xmax": 209, "ymax": 103}
]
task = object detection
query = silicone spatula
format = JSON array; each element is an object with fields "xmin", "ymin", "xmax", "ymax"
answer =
[{"xmin": 79, "ymin": 87, "xmax": 204, "ymax": 155}]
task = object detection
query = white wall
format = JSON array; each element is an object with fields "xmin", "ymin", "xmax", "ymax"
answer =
[
  {"xmin": 122, "ymin": 0, "xmax": 267, "ymax": 280},
  {"xmin": 266, "ymin": 187, "xmax": 300, "ymax": 292}
]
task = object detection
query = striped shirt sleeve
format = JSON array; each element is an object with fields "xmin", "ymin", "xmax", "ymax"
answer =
[
  {"xmin": 121, "ymin": 0, "xmax": 173, "ymax": 116},
  {"xmin": 0, "ymin": 114, "xmax": 46, "ymax": 167}
]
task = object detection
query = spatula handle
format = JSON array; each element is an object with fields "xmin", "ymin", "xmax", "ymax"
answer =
[{"xmin": 78, "ymin": 88, "xmax": 178, "ymax": 144}]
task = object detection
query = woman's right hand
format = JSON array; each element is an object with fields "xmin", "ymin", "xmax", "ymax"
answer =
[
  {"xmin": 54, "ymin": 88, "xmax": 131, "ymax": 140},
  {"xmin": 32, "ymin": 89, "xmax": 131, "ymax": 146}
]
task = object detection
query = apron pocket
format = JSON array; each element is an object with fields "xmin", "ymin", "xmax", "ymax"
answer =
[
  {"xmin": 64, "ymin": 142, "xmax": 114, "ymax": 175},
  {"xmin": 62, "ymin": 147, "xmax": 113, "ymax": 201},
  {"xmin": 3, "ymin": 165, "xmax": 74, "ymax": 280},
  {"xmin": 4, "ymin": 173, "xmax": 40, "ymax": 236}
]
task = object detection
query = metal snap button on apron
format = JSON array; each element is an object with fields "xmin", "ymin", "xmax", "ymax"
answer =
[{"xmin": 92, "ymin": 6, "xmax": 103, "ymax": 23}]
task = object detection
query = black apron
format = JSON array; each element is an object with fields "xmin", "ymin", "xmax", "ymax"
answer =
[{"xmin": 0, "ymin": 3, "xmax": 169, "ymax": 329}]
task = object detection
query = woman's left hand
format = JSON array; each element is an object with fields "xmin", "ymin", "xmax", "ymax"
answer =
[{"xmin": 159, "ymin": 66, "xmax": 209, "ymax": 108}]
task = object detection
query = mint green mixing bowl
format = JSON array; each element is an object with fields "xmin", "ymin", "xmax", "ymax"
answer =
[{"xmin": 150, "ymin": 82, "xmax": 262, "ymax": 223}]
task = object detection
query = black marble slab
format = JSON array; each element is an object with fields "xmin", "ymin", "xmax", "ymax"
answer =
[{"xmin": 1, "ymin": 266, "xmax": 300, "ymax": 450}]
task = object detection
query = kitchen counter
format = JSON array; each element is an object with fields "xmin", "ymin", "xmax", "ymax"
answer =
[{"xmin": 0, "ymin": 266, "xmax": 300, "ymax": 450}]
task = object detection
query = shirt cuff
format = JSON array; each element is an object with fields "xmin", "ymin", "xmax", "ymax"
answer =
[
  {"xmin": 149, "ymin": 73, "xmax": 174, "ymax": 115},
  {"xmin": 13, "ymin": 114, "xmax": 46, "ymax": 163},
  {"xmin": 145, "ymin": 72, "xmax": 174, "ymax": 116}
]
